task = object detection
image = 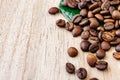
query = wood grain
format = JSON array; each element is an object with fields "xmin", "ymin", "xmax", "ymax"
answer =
[{"xmin": 0, "ymin": 0, "xmax": 120, "ymax": 80}]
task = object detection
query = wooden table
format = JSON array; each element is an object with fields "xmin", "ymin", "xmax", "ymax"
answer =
[{"xmin": 0, "ymin": 0, "xmax": 120, "ymax": 80}]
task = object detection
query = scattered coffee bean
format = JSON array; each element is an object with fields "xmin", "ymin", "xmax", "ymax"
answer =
[
  {"xmin": 81, "ymin": 30, "xmax": 90, "ymax": 40},
  {"xmin": 90, "ymin": 78, "xmax": 99, "ymax": 80},
  {"xmin": 67, "ymin": 47, "xmax": 78, "ymax": 57},
  {"xmin": 113, "ymin": 52, "xmax": 120, "ymax": 60},
  {"xmin": 89, "ymin": 43, "xmax": 99, "ymax": 53},
  {"xmin": 72, "ymin": 26, "xmax": 83, "ymax": 37},
  {"xmin": 112, "ymin": 10, "xmax": 120, "ymax": 19},
  {"xmin": 66, "ymin": 62, "xmax": 75, "ymax": 74},
  {"xmin": 115, "ymin": 44, "xmax": 120, "ymax": 52},
  {"xmin": 110, "ymin": 38, "xmax": 120, "ymax": 46},
  {"xmin": 71, "ymin": 14, "xmax": 82, "ymax": 24},
  {"xmin": 80, "ymin": 40, "xmax": 91, "ymax": 52},
  {"xmin": 48, "ymin": 7, "xmax": 59, "ymax": 15},
  {"xmin": 65, "ymin": 22, "xmax": 74, "ymax": 31},
  {"xmin": 77, "ymin": 68, "xmax": 87, "ymax": 79},
  {"xmin": 101, "ymin": 41, "xmax": 111, "ymax": 51},
  {"xmin": 56, "ymin": 19, "xmax": 65, "ymax": 27},
  {"xmin": 96, "ymin": 49, "xmax": 106, "ymax": 59},
  {"xmin": 95, "ymin": 61, "xmax": 108, "ymax": 70}
]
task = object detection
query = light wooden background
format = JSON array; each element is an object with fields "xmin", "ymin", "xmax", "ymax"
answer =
[{"xmin": 0, "ymin": 0, "xmax": 120, "ymax": 80}]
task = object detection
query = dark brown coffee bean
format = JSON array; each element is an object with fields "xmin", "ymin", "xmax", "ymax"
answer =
[
  {"xmin": 110, "ymin": 0, "xmax": 120, "ymax": 6},
  {"xmin": 112, "ymin": 10, "xmax": 120, "ymax": 19},
  {"xmin": 77, "ymin": 68, "xmax": 87, "ymax": 79},
  {"xmin": 104, "ymin": 22, "xmax": 114, "ymax": 31},
  {"xmin": 101, "ymin": 41, "xmax": 111, "ymax": 51},
  {"xmin": 95, "ymin": 14, "xmax": 104, "ymax": 21},
  {"xmin": 89, "ymin": 2, "xmax": 98, "ymax": 10},
  {"xmin": 104, "ymin": 15, "xmax": 112, "ymax": 19},
  {"xmin": 96, "ymin": 49, "xmax": 106, "ymax": 59},
  {"xmin": 95, "ymin": 61, "xmax": 108, "ymax": 70},
  {"xmin": 89, "ymin": 43, "xmax": 99, "ymax": 53},
  {"xmin": 98, "ymin": 31, "xmax": 103, "ymax": 41},
  {"xmin": 101, "ymin": 1, "xmax": 110, "ymax": 10},
  {"xmin": 90, "ymin": 78, "xmax": 99, "ymax": 80},
  {"xmin": 87, "ymin": 53, "xmax": 97, "ymax": 67},
  {"xmin": 88, "ymin": 11, "xmax": 94, "ymax": 18},
  {"xmin": 102, "ymin": 31, "xmax": 115, "ymax": 42},
  {"xmin": 72, "ymin": 26, "xmax": 83, "ymax": 37},
  {"xmin": 89, "ymin": 18, "xmax": 100, "ymax": 28},
  {"xmin": 110, "ymin": 38, "xmax": 120, "ymax": 46},
  {"xmin": 65, "ymin": 22, "xmax": 74, "ymax": 31},
  {"xmin": 88, "ymin": 36, "xmax": 99, "ymax": 44},
  {"xmin": 115, "ymin": 44, "xmax": 120, "ymax": 52},
  {"xmin": 90, "ymin": 29, "xmax": 98, "ymax": 37},
  {"xmin": 109, "ymin": 6, "xmax": 115, "ymax": 15},
  {"xmin": 115, "ymin": 29, "xmax": 120, "ymax": 37},
  {"xmin": 80, "ymin": 9, "xmax": 88, "ymax": 17},
  {"xmin": 66, "ymin": 62, "xmax": 75, "ymax": 74},
  {"xmin": 104, "ymin": 19, "xmax": 115, "ymax": 23},
  {"xmin": 48, "ymin": 7, "xmax": 59, "ymax": 15},
  {"xmin": 83, "ymin": 25, "xmax": 90, "ymax": 31},
  {"xmin": 97, "ymin": 26, "xmax": 104, "ymax": 31},
  {"xmin": 67, "ymin": 0, "xmax": 78, "ymax": 8},
  {"xmin": 113, "ymin": 52, "xmax": 120, "ymax": 60},
  {"xmin": 78, "ymin": 1, "xmax": 87, "ymax": 9},
  {"xmin": 92, "ymin": 7, "xmax": 101, "ymax": 14},
  {"xmin": 81, "ymin": 30, "xmax": 90, "ymax": 40},
  {"xmin": 56, "ymin": 19, "xmax": 65, "ymax": 27},
  {"xmin": 79, "ymin": 18, "xmax": 89, "ymax": 26},
  {"xmin": 67, "ymin": 47, "xmax": 78, "ymax": 57},
  {"xmin": 80, "ymin": 40, "xmax": 91, "ymax": 52},
  {"xmin": 71, "ymin": 14, "xmax": 82, "ymax": 24},
  {"xmin": 115, "ymin": 20, "xmax": 119, "ymax": 29}
]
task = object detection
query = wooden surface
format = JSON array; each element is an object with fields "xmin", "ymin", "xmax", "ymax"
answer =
[{"xmin": 0, "ymin": 0, "xmax": 120, "ymax": 80}]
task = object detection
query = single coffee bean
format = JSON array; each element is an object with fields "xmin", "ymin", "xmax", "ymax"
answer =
[
  {"xmin": 72, "ymin": 26, "xmax": 83, "ymax": 37},
  {"xmin": 80, "ymin": 9, "xmax": 88, "ymax": 17},
  {"xmin": 83, "ymin": 25, "xmax": 90, "ymax": 31},
  {"xmin": 100, "ymin": 10, "xmax": 110, "ymax": 15},
  {"xmin": 81, "ymin": 30, "xmax": 90, "ymax": 40},
  {"xmin": 56, "ymin": 19, "xmax": 65, "ymax": 27},
  {"xmin": 89, "ymin": 43, "xmax": 99, "ymax": 53},
  {"xmin": 67, "ymin": 47, "xmax": 78, "ymax": 57},
  {"xmin": 88, "ymin": 11, "xmax": 94, "ymax": 18},
  {"xmin": 101, "ymin": 1, "xmax": 110, "ymax": 10},
  {"xmin": 79, "ymin": 18, "xmax": 89, "ymax": 26},
  {"xmin": 87, "ymin": 53, "xmax": 97, "ymax": 67},
  {"xmin": 112, "ymin": 10, "xmax": 120, "ymax": 19},
  {"xmin": 89, "ymin": 29, "xmax": 98, "ymax": 37},
  {"xmin": 71, "ymin": 14, "xmax": 82, "ymax": 24},
  {"xmin": 95, "ymin": 61, "xmax": 108, "ymax": 71},
  {"xmin": 90, "ymin": 78, "xmax": 99, "ymax": 80},
  {"xmin": 110, "ymin": 0, "xmax": 120, "ymax": 6},
  {"xmin": 78, "ymin": 1, "xmax": 87, "ymax": 9},
  {"xmin": 95, "ymin": 14, "xmax": 104, "ymax": 21},
  {"xmin": 115, "ymin": 29, "xmax": 120, "ymax": 37},
  {"xmin": 115, "ymin": 44, "xmax": 120, "ymax": 52},
  {"xmin": 89, "ymin": 18, "xmax": 100, "ymax": 28},
  {"xmin": 104, "ymin": 22, "xmax": 114, "ymax": 31},
  {"xmin": 89, "ymin": 2, "xmax": 98, "ymax": 10},
  {"xmin": 109, "ymin": 6, "xmax": 115, "ymax": 15},
  {"xmin": 104, "ymin": 15, "xmax": 112, "ymax": 19},
  {"xmin": 98, "ymin": 31, "xmax": 103, "ymax": 41},
  {"xmin": 67, "ymin": 0, "xmax": 78, "ymax": 8},
  {"xmin": 101, "ymin": 41, "xmax": 111, "ymax": 51},
  {"xmin": 88, "ymin": 36, "xmax": 99, "ymax": 44},
  {"xmin": 65, "ymin": 22, "xmax": 74, "ymax": 31},
  {"xmin": 80, "ymin": 40, "xmax": 91, "ymax": 52},
  {"xmin": 104, "ymin": 19, "xmax": 115, "ymax": 23},
  {"xmin": 110, "ymin": 38, "xmax": 120, "ymax": 46},
  {"xmin": 48, "ymin": 7, "xmax": 59, "ymax": 15},
  {"xmin": 92, "ymin": 7, "xmax": 101, "ymax": 14},
  {"xmin": 66, "ymin": 62, "xmax": 75, "ymax": 74},
  {"xmin": 115, "ymin": 20, "xmax": 119, "ymax": 29},
  {"xmin": 77, "ymin": 68, "xmax": 87, "ymax": 79},
  {"xmin": 97, "ymin": 26, "xmax": 104, "ymax": 31},
  {"xmin": 113, "ymin": 52, "xmax": 120, "ymax": 60},
  {"xmin": 96, "ymin": 49, "xmax": 106, "ymax": 59}
]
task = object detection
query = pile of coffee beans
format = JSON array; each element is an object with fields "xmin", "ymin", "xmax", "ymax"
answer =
[{"xmin": 48, "ymin": 0, "xmax": 120, "ymax": 79}]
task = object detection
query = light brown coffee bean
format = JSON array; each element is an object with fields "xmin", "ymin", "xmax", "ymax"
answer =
[
  {"xmin": 95, "ymin": 14, "xmax": 104, "ymax": 21},
  {"xmin": 118, "ymin": 5, "xmax": 120, "ymax": 11},
  {"xmin": 113, "ymin": 52, "xmax": 120, "ymax": 60},
  {"xmin": 115, "ymin": 20, "xmax": 119, "ymax": 29},
  {"xmin": 88, "ymin": 36, "xmax": 99, "ymax": 44},
  {"xmin": 112, "ymin": 10, "xmax": 120, "ymax": 19},
  {"xmin": 68, "ymin": 47, "xmax": 78, "ymax": 57},
  {"xmin": 115, "ymin": 29, "xmax": 120, "ymax": 37},
  {"xmin": 92, "ymin": 7, "xmax": 101, "ymax": 14},
  {"xmin": 89, "ymin": 18, "xmax": 100, "ymax": 28},
  {"xmin": 89, "ymin": 2, "xmax": 98, "ymax": 10},
  {"xmin": 79, "ymin": 18, "xmax": 89, "ymax": 26},
  {"xmin": 71, "ymin": 14, "xmax": 82, "ymax": 24},
  {"xmin": 97, "ymin": 26, "xmax": 104, "ymax": 31},
  {"xmin": 56, "ymin": 19, "xmax": 65, "ymax": 27},
  {"xmin": 72, "ymin": 26, "xmax": 83, "ymax": 37},
  {"xmin": 104, "ymin": 22, "xmax": 114, "ymax": 31},
  {"xmin": 81, "ymin": 30, "xmax": 90, "ymax": 40},
  {"xmin": 101, "ymin": 41, "xmax": 111, "ymax": 51},
  {"xmin": 80, "ymin": 9, "xmax": 88, "ymax": 17},
  {"xmin": 104, "ymin": 19, "xmax": 114, "ymax": 23},
  {"xmin": 104, "ymin": 15, "xmax": 112, "ymax": 19},
  {"xmin": 48, "ymin": 7, "xmax": 59, "ymax": 15},
  {"xmin": 109, "ymin": 6, "xmax": 115, "ymax": 14},
  {"xmin": 100, "ymin": 10, "xmax": 110, "ymax": 15},
  {"xmin": 88, "ymin": 11, "xmax": 94, "ymax": 18},
  {"xmin": 110, "ymin": 0, "xmax": 120, "ymax": 6},
  {"xmin": 101, "ymin": 1, "xmax": 110, "ymax": 10}
]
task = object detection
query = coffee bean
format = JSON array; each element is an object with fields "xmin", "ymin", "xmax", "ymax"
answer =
[
  {"xmin": 56, "ymin": 19, "xmax": 65, "ymax": 27},
  {"xmin": 101, "ymin": 1, "xmax": 110, "ymax": 10},
  {"xmin": 88, "ymin": 36, "xmax": 99, "ymax": 44},
  {"xmin": 110, "ymin": 0, "xmax": 120, "ymax": 6},
  {"xmin": 112, "ymin": 10, "xmax": 120, "ymax": 19},
  {"xmin": 115, "ymin": 29, "xmax": 120, "ymax": 37},
  {"xmin": 97, "ymin": 26, "xmax": 104, "ymax": 31},
  {"xmin": 88, "ymin": 11, "xmax": 94, "ymax": 18},
  {"xmin": 110, "ymin": 38, "xmax": 120, "ymax": 46},
  {"xmin": 89, "ymin": 43, "xmax": 99, "ymax": 53},
  {"xmin": 98, "ymin": 31, "xmax": 103, "ymax": 41},
  {"xmin": 118, "ymin": 5, "xmax": 120, "ymax": 11},
  {"xmin": 109, "ymin": 6, "xmax": 115, "ymax": 15},
  {"xmin": 91, "ymin": 0, "xmax": 100, "ymax": 4},
  {"xmin": 89, "ymin": 18, "xmax": 100, "ymax": 28},
  {"xmin": 67, "ymin": 0, "xmax": 78, "ymax": 8},
  {"xmin": 81, "ymin": 30, "xmax": 90, "ymax": 40},
  {"xmin": 72, "ymin": 26, "xmax": 83, "ymax": 37},
  {"xmin": 104, "ymin": 22, "xmax": 114, "ymax": 31},
  {"xmin": 89, "ymin": 2, "xmax": 98, "ymax": 10},
  {"xmin": 90, "ymin": 29, "xmax": 98, "ymax": 37},
  {"xmin": 95, "ymin": 14, "xmax": 104, "ymax": 21},
  {"xmin": 80, "ymin": 40, "xmax": 91, "ymax": 52},
  {"xmin": 113, "ymin": 52, "xmax": 120, "ymax": 60},
  {"xmin": 115, "ymin": 44, "xmax": 120, "ymax": 52},
  {"xmin": 66, "ymin": 62, "xmax": 75, "ymax": 74},
  {"xmin": 77, "ymin": 68, "xmax": 87, "ymax": 79},
  {"xmin": 78, "ymin": 1, "xmax": 87, "ymax": 9},
  {"xmin": 104, "ymin": 15, "xmax": 112, "ymax": 19},
  {"xmin": 90, "ymin": 78, "xmax": 99, "ymax": 80},
  {"xmin": 80, "ymin": 9, "xmax": 88, "ymax": 17},
  {"xmin": 104, "ymin": 19, "xmax": 115, "ymax": 23},
  {"xmin": 79, "ymin": 18, "xmax": 89, "ymax": 26},
  {"xmin": 95, "ymin": 61, "xmax": 108, "ymax": 70},
  {"xmin": 100, "ymin": 10, "xmax": 110, "ymax": 15},
  {"xmin": 96, "ymin": 49, "xmax": 106, "ymax": 59},
  {"xmin": 83, "ymin": 25, "xmax": 90, "ymax": 31},
  {"xmin": 92, "ymin": 7, "xmax": 101, "ymax": 14},
  {"xmin": 101, "ymin": 41, "xmax": 111, "ymax": 51},
  {"xmin": 48, "ymin": 7, "xmax": 59, "ymax": 15},
  {"xmin": 87, "ymin": 53, "xmax": 97, "ymax": 67},
  {"xmin": 65, "ymin": 22, "xmax": 74, "ymax": 31},
  {"xmin": 68, "ymin": 47, "xmax": 78, "ymax": 57},
  {"xmin": 115, "ymin": 20, "xmax": 119, "ymax": 29},
  {"xmin": 71, "ymin": 14, "xmax": 82, "ymax": 24}
]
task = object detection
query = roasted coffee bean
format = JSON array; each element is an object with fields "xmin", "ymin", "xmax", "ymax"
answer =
[
  {"xmin": 109, "ymin": 6, "xmax": 115, "ymax": 15},
  {"xmin": 101, "ymin": 41, "xmax": 111, "ymax": 51},
  {"xmin": 104, "ymin": 15, "xmax": 112, "ymax": 19},
  {"xmin": 71, "ymin": 14, "xmax": 82, "ymax": 24},
  {"xmin": 97, "ymin": 26, "xmax": 104, "ymax": 31},
  {"xmin": 112, "ymin": 10, "xmax": 120, "ymax": 19},
  {"xmin": 79, "ymin": 18, "xmax": 89, "ymax": 26},
  {"xmin": 95, "ymin": 14, "xmax": 104, "ymax": 21},
  {"xmin": 83, "ymin": 25, "xmax": 90, "ymax": 31},
  {"xmin": 56, "ymin": 19, "xmax": 65, "ymax": 27},
  {"xmin": 118, "ymin": 5, "xmax": 120, "ymax": 11},
  {"xmin": 89, "ymin": 2, "xmax": 98, "ymax": 10},
  {"xmin": 92, "ymin": 7, "xmax": 101, "ymax": 14},
  {"xmin": 113, "ymin": 52, "xmax": 120, "ymax": 60},
  {"xmin": 110, "ymin": 0, "xmax": 120, "ymax": 6},
  {"xmin": 115, "ymin": 20, "xmax": 119, "ymax": 29},
  {"xmin": 67, "ymin": 47, "xmax": 78, "ymax": 57},
  {"xmin": 100, "ymin": 10, "xmax": 110, "ymax": 15},
  {"xmin": 78, "ymin": 1, "xmax": 87, "ymax": 9},
  {"xmin": 90, "ymin": 29, "xmax": 98, "ymax": 37},
  {"xmin": 67, "ymin": 0, "xmax": 78, "ymax": 8},
  {"xmin": 66, "ymin": 62, "xmax": 75, "ymax": 74},
  {"xmin": 101, "ymin": 1, "xmax": 110, "ymax": 10},
  {"xmin": 115, "ymin": 44, "xmax": 120, "ymax": 52},
  {"xmin": 90, "ymin": 78, "xmax": 99, "ymax": 80},
  {"xmin": 115, "ymin": 29, "xmax": 120, "ymax": 37},
  {"xmin": 81, "ymin": 30, "xmax": 90, "ymax": 40},
  {"xmin": 65, "ymin": 22, "xmax": 74, "ymax": 31},
  {"xmin": 80, "ymin": 9, "xmax": 88, "ymax": 17},
  {"xmin": 96, "ymin": 49, "xmax": 106, "ymax": 59},
  {"xmin": 110, "ymin": 38, "xmax": 120, "ymax": 46},
  {"xmin": 88, "ymin": 36, "xmax": 99, "ymax": 44},
  {"xmin": 89, "ymin": 18, "xmax": 100, "ymax": 28},
  {"xmin": 104, "ymin": 22, "xmax": 114, "ymax": 31},
  {"xmin": 98, "ymin": 31, "xmax": 103, "ymax": 41},
  {"xmin": 87, "ymin": 53, "xmax": 97, "ymax": 67},
  {"xmin": 102, "ymin": 31, "xmax": 115, "ymax": 42},
  {"xmin": 72, "ymin": 26, "xmax": 83, "ymax": 37},
  {"xmin": 95, "ymin": 61, "xmax": 108, "ymax": 70},
  {"xmin": 80, "ymin": 40, "xmax": 91, "ymax": 52},
  {"xmin": 77, "ymin": 68, "xmax": 87, "ymax": 79},
  {"xmin": 104, "ymin": 19, "xmax": 115, "ymax": 23},
  {"xmin": 88, "ymin": 11, "xmax": 94, "ymax": 18},
  {"xmin": 48, "ymin": 7, "xmax": 59, "ymax": 15},
  {"xmin": 89, "ymin": 43, "xmax": 99, "ymax": 53}
]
